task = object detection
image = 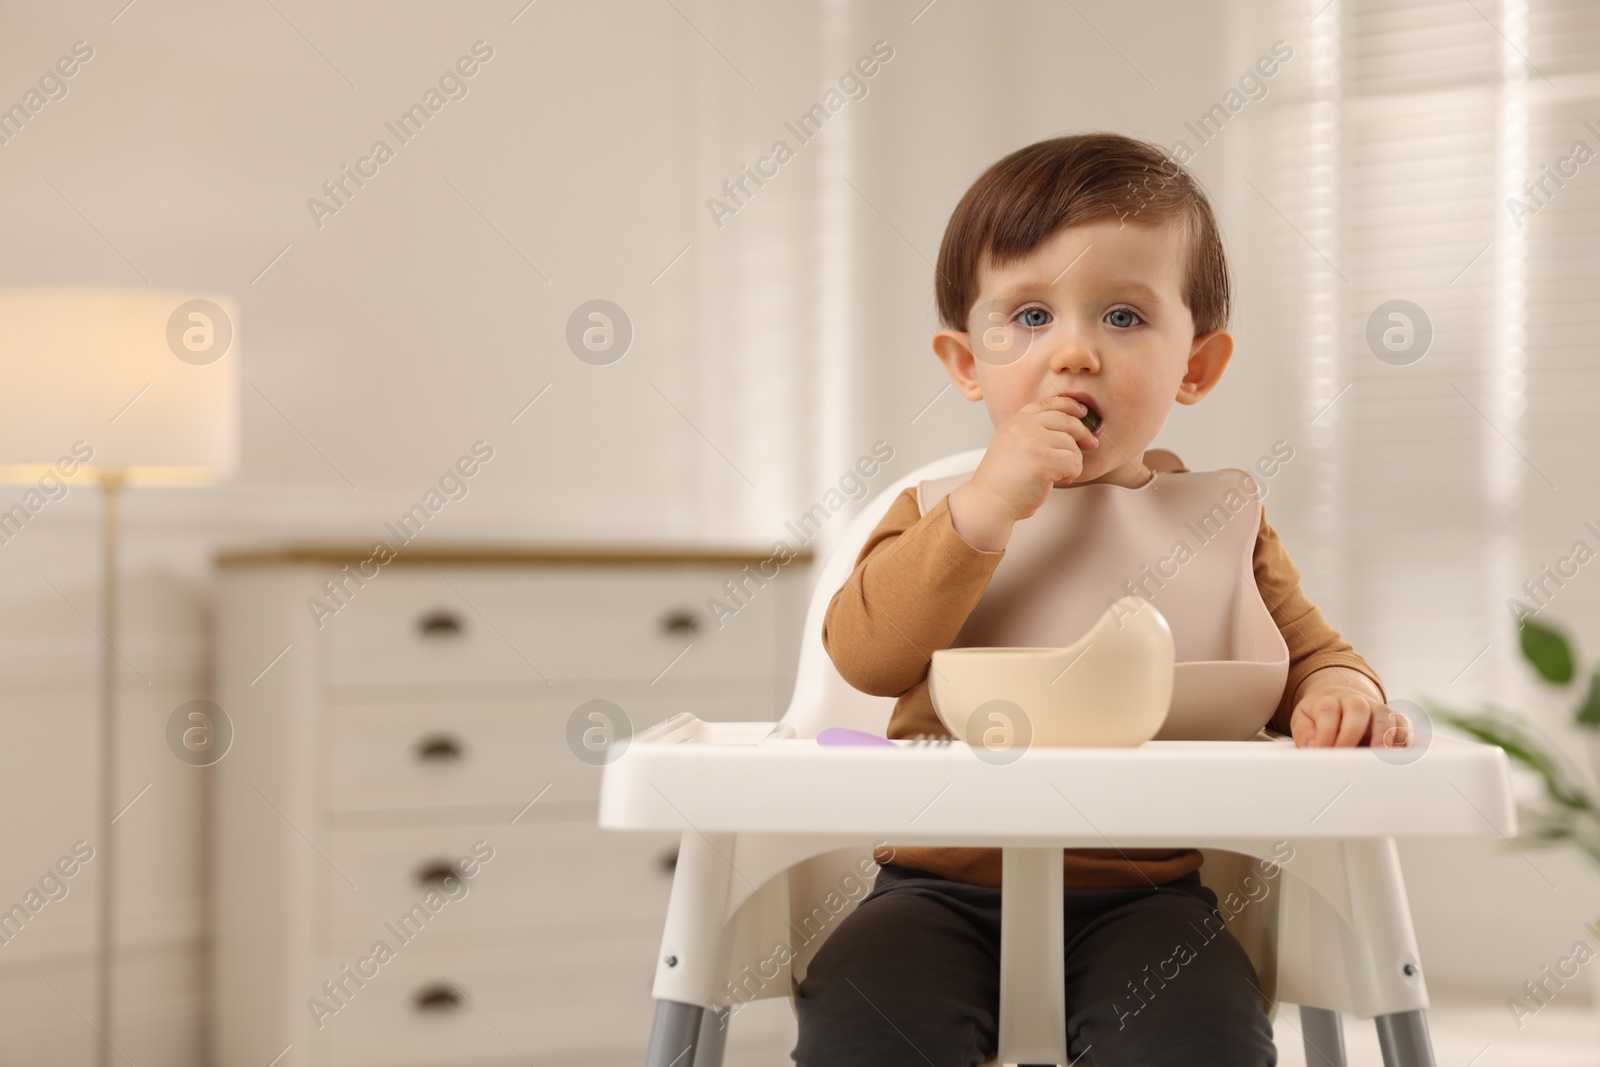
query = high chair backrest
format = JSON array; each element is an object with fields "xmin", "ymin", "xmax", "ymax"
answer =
[{"xmin": 780, "ymin": 448, "xmax": 986, "ymax": 739}]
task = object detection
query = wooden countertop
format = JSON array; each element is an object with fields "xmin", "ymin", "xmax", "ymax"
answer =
[{"xmin": 216, "ymin": 543, "xmax": 815, "ymax": 566}]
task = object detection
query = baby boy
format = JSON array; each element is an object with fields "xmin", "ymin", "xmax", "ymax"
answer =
[{"xmin": 793, "ymin": 132, "xmax": 1409, "ymax": 1066}]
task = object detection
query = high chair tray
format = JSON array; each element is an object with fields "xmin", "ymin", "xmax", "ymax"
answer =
[{"xmin": 598, "ymin": 714, "xmax": 1516, "ymax": 844}]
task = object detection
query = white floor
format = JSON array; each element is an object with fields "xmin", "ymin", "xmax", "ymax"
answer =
[
  {"xmin": 712, "ymin": 996, "xmax": 1600, "ymax": 1066},
  {"xmin": 1273, "ymin": 1002, "xmax": 1600, "ymax": 1067}
]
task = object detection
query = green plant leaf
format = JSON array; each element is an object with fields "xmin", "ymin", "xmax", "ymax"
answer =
[
  {"xmin": 1430, "ymin": 705, "xmax": 1594, "ymax": 812},
  {"xmin": 1520, "ymin": 618, "xmax": 1575, "ymax": 684},
  {"xmin": 1576, "ymin": 665, "xmax": 1600, "ymax": 728},
  {"xmin": 1564, "ymin": 832, "xmax": 1600, "ymax": 869}
]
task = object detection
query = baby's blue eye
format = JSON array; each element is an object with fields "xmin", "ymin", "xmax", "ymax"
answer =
[
  {"xmin": 1017, "ymin": 307, "xmax": 1051, "ymax": 328},
  {"xmin": 1106, "ymin": 307, "xmax": 1141, "ymax": 328}
]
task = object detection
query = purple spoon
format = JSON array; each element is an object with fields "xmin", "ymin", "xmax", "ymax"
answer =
[{"xmin": 816, "ymin": 727, "xmax": 896, "ymax": 747}]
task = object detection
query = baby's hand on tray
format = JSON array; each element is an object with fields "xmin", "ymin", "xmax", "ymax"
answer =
[{"xmin": 1290, "ymin": 678, "xmax": 1411, "ymax": 749}]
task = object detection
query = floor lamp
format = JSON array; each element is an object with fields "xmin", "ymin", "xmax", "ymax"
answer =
[{"xmin": 0, "ymin": 287, "xmax": 239, "ymax": 1065}]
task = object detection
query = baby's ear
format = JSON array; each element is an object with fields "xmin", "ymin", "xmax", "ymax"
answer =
[
  {"xmin": 1176, "ymin": 329, "xmax": 1233, "ymax": 404},
  {"xmin": 932, "ymin": 328, "xmax": 983, "ymax": 401}
]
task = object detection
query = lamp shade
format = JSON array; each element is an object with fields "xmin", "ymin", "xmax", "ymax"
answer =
[{"xmin": 0, "ymin": 286, "xmax": 239, "ymax": 486}]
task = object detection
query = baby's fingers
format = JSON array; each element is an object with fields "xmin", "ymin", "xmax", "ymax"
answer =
[
  {"xmin": 1372, "ymin": 705, "xmax": 1412, "ymax": 748},
  {"xmin": 1032, "ymin": 409, "xmax": 1101, "ymax": 452},
  {"xmin": 1293, "ymin": 693, "xmax": 1364, "ymax": 747},
  {"xmin": 1333, "ymin": 698, "xmax": 1369, "ymax": 747},
  {"xmin": 1292, "ymin": 696, "xmax": 1341, "ymax": 747}
]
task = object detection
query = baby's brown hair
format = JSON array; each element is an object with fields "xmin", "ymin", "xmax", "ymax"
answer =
[{"xmin": 934, "ymin": 132, "xmax": 1231, "ymax": 336}]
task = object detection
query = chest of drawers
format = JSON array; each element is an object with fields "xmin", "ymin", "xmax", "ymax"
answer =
[{"xmin": 213, "ymin": 549, "xmax": 805, "ymax": 1066}]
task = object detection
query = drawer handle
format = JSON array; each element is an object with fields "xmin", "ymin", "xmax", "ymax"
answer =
[
  {"xmin": 658, "ymin": 846, "xmax": 679, "ymax": 873},
  {"xmin": 412, "ymin": 983, "xmax": 462, "ymax": 1013},
  {"xmin": 659, "ymin": 609, "xmax": 701, "ymax": 636},
  {"xmin": 415, "ymin": 734, "xmax": 464, "ymax": 763},
  {"xmin": 416, "ymin": 609, "xmax": 465, "ymax": 639},
  {"xmin": 414, "ymin": 860, "xmax": 462, "ymax": 888}
]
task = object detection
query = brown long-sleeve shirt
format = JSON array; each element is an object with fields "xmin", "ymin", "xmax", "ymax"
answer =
[{"xmin": 821, "ymin": 455, "xmax": 1386, "ymax": 889}]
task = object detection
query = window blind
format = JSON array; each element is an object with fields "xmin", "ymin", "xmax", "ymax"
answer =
[{"xmin": 1264, "ymin": 0, "xmax": 1600, "ymax": 725}]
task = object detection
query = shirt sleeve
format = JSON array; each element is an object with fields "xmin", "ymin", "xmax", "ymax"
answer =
[
  {"xmin": 821, "ymin": 486, "xmax": 1007, "ymax": 697},
  {"xmin": 1254, "ymin": 504, "xmax": 1388, "ymax": 733}
]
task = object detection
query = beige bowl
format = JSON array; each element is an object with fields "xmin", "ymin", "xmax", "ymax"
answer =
[{"xmin": 929, "ymin": 596, "xmax": 1175, "ymax": 749}]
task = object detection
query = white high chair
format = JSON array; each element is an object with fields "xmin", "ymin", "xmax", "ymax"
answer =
[{"xmin": 599, "ymin": 449, "xmax": 1516, "ymax": 1067}]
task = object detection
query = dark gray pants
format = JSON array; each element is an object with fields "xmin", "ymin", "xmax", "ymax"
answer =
[{"xmin": 792, "ymin": 862, "xmax": 1277, "ymax": 1066}]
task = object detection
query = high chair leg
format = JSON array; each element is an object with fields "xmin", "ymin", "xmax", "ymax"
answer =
[
  {"xmin": 1374, "ymin": 1009, "xmax": 1435, "ymax": 1067},
  {"xmin": 644, "ymin": 1000, "xmax": 703, "ymax": 1067},
  {"xmin": 695, "ymin": 1006, "xmax": 731, "ymax": 1067},
  {"xmin": 645, "ymin": 830, "xmax": 739, "ymax": 1066},
  {"xmin": 998, "ymin": 847, "xmax": 1066, "ymax": 1065},
  {"xmin": 1299, "ymin": 1005, "xmax": 1346, "ymax": 1067}
]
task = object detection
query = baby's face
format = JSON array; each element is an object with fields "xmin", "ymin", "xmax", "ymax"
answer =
[{"xmin": 935, "ymin": 217, "xmax": 1230, "ymax": 486}]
